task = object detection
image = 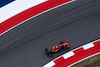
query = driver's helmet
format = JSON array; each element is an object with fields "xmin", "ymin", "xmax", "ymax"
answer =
[{"xmin": 55, "ymin": 44, "xmax": 58, "ymax": 48}]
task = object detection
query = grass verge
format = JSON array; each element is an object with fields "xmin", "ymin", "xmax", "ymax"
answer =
[{"xmin": 72, "ymin": 54, "xmax": 100, "ymax": 67}]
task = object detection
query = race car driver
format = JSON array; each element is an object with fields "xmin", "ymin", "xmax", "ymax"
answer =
[{"xmin": 51, "ymin": 44, "xmax": 59, "ymax": 52}]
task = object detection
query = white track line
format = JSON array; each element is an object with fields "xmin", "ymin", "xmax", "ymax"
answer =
[{"xmin": 43, "ymin": 61, "xmax": 55, "ymax": 67}]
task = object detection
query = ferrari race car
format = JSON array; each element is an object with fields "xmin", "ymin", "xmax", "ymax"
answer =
[{"xmin": 45, "ymin": 41, "xmax": 70, "ymax": 57}]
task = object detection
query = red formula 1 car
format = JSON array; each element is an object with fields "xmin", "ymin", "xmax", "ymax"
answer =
[{"xmin": 45, "ymin": 41, "xmax": 70, "ymax": 57}]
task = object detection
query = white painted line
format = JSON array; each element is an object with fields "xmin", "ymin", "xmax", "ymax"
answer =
[
  {"xmin": 0, "ymin": 0, "xmax": 48, "ymax": 23},
  {"xmin": 43, "ymin": 61, "xmax": 55, "ymax": 67},
  {"xmin": 83, "ymin": 43, "xmax": 94, "ymax": 50},
  {"xmin": 62, "ymin": 51, "xmax": 75, "ymax": 59},
  {"xmin": 92, "ymin": 39, "xmax": 100, "ymax": 43}
]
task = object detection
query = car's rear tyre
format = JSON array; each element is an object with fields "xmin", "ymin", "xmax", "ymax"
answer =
[
  {"xmin": 45, "ymin": 48, "xmax": 48, "ymax": 51},
  {"xmin": 45, "ymin": 48, "xmax": 52, "ymax": 57},
  {"xmin": 45, "ymin": 48, "xmax": 49, "ymax": 54}
]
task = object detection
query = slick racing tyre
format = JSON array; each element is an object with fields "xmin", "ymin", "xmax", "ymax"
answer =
[
  {"xmin": 48, "ymin": 53, "xmax": 52, "ymax": 57},
  {"xmin": 45, "ymin": 48, "xmax": 52, "ymax": 57},
  {"xmin": 45, "ymin": 48, "xmax": 49, "ymax": 54},
  {"xmin": 60, "ymin": 41, "xmax": 64, "ymax": 44}
]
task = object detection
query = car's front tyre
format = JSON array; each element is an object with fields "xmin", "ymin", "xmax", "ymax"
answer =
[{"xmin": 63, "ymin": 45, "xmax": 67, "ymax": 50}]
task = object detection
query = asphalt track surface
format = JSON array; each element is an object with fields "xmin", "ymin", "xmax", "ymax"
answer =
[{"xmin": 0, "ymin": 0, "xmax": 100, "ymax": 67}]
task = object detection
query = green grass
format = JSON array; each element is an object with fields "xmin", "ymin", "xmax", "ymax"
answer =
[
  {"xmin": 72, "ymin": 54, "xmax": 100, "ymax": 67},
  {"xmin": 83, "ymin": 58, "xmax": 100, "ymax": 67}
]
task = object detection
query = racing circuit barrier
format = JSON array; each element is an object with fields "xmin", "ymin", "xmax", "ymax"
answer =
[{"xmin": 43, "ymin": 39, "xmax": 100, "ymax": 67}]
